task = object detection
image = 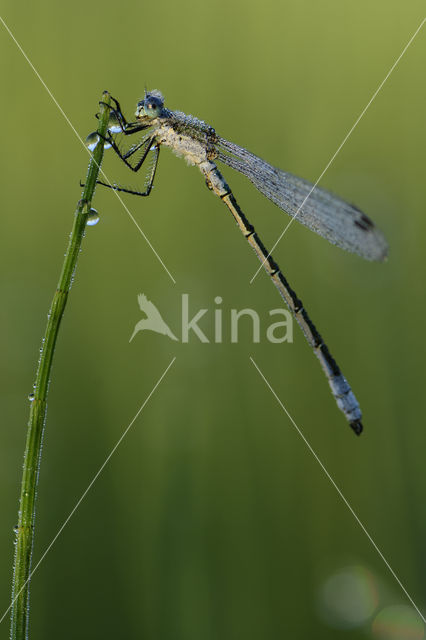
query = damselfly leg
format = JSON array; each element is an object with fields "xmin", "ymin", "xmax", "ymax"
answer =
[{"xmin": 94, "ymin": 143, "xmax": 160, "ymax": 197}]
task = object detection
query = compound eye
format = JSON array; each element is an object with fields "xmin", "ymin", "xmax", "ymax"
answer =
[{"xmin": 143, "ymin": 99, "xmax": 161, "ymax": 118}]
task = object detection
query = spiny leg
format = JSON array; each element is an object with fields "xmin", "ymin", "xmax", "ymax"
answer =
[
  {"xmin": 98, "ymin": 97, "xmax": 145, "ymax": 135},
  {"xmin": 98, "ymin": 132, "xmax": 156, "ymax": 172},
  {"xmin": 91, "ymin": 144, "xmax": 160, "ymax": 197}
]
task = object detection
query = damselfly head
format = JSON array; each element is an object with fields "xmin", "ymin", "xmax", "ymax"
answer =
[{"xmin": 135, "ymin": 90, "xmax": 164, "ymax": 120}]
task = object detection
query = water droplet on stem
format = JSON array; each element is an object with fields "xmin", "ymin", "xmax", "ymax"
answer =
[{"xmin": 87, "ymin": 208, "xmax": 100, "ymax": 226}]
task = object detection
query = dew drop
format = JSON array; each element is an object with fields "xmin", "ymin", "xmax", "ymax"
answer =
[
  {"xmin": 85, "ymin": 131, "xmax": 99, "ymax": 151},
  {"xmin": 13, "ymin": 525, "xmax": 19, "ymax": 533},
  {"xmin": 107, "ymin": 112, "xmax": 121, "ymax": 134},
  {"xmin": 87, "ymin": 208, "xmax": 100, "ymax": 226},
  {"xmin": 28, "ymin": 393, "xmax": 35, "ymax": 402}
]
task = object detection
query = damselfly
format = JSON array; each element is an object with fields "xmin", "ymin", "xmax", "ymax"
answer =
[{"xmin": 88, "ymin": 90, "xmax": 388, "ymax": 435}]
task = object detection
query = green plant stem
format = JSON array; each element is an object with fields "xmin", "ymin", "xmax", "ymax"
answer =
[{"xmin": 10, "ymin": 92, "xmax": 112, "ymax": 640}]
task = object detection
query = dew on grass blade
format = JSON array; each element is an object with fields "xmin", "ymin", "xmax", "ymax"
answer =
[
  {"xmin": 85, "ymin": 131, "xmax": 99, "ymax": 151},
  {"xmin": 87, "ymin": 208, "xmax": 100, "ymax": 226},
  {"xmin": 28, "ymin": 393, "xmax": 35, "ymax": 402},
  {"xmin": 107, "ymin": 111, "xmax": 122, "ymax": 134}
]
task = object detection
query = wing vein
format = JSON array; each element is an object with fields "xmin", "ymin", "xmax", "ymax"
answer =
[{"xmin": 217, "ymin": 137, "xmax": 388, "ymax": 262}]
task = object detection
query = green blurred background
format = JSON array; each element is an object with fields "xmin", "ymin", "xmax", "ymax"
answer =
[{"xmin": 1, "ymin": 1, "xmax": 425, "ymax": 638}]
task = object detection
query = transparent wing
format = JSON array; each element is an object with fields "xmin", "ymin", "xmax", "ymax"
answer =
[{"xmin": 217, "ymin": 138, "xmax": 388, "ymax": 262}]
